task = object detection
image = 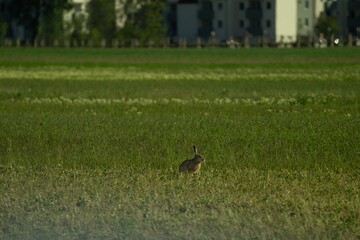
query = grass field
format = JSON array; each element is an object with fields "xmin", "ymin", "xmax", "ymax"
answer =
[{"xmin": 0, "ymin": 47, "xmax": 359, "ymax": 239}]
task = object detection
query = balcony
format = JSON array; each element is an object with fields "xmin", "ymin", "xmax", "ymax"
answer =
[
  {"xmin": 246, "ymin": 8, "xmax": 263, "ymax": 19},
  {"xmin": 198, "ymin": 9, "xmax": 214, "ymax": 20}
]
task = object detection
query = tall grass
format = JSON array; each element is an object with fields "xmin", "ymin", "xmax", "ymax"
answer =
[{"xmin": 1, "ymin": 166, "xmax": 359, "ymax": 239}]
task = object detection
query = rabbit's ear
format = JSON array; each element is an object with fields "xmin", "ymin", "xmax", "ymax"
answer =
[{"xmin": 193, "ymin": 145, "xmax": 197, "ymax": 154}]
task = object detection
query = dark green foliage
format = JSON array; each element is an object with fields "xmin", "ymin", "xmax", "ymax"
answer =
[
  {"xmin": 88, "ymin": 0, "xmax": 116, "ymax": 42},
  {"xmin": 315, "ymin": 15, "xmax": 340, "ymax": 37},
  {"xmin": 120, "ymin": 1, "xmax": 167, "ymax": 45},
  {"xmin": 0, "ymin": 18, "xmax": 7, "ymax": 40},
  {"xmin": 40, "ymin": 0, "xmax": 72, "ymax": 41},
  {"xmin": 7, "ymin": 0, "xmax": 71, "ymax": 40}
]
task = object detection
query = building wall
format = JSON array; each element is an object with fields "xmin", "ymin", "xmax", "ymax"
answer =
[
  {"xmin": 173, "ymin": 0, "xmax": 315, "ymax": 43},
  {"xmin": 235, "ymin": 0, "xmax": 249, "ymax": 38},
  {"xmin": 313, "ymin": 0, "xmax": 325, "ymax": 35},
  {"xmin": 276, "ymin": 0, "xmax": 297, "ymax": 41},
  {"xmin": 231, "ymin": 0, "xmax": 276, "ymax": 39},
  {"xmin": 225, "ymin": 0, "xmax": 235, "ymax": 39},
  {"xmin": 324, "ymin": 0, "xmax": 360, "ymax": 38},
  {"xmin": 262, "ymin": 0, "xmax": 276, "ymax": 38},
  {"xmin": 335, "ymin": 0, "xmax": 348, "ymax": 37},
  {"xmin": 177, "ymin": 3, "xmax": 199, "ymax": 43},
  {"xmin": 212, "ymin": 0, "xmax": 227, "ymax": 41},
  {"xmin": 340, "ymin": 0, "xmax": 360, "ymax": 37},
  {"xmin": 347, "ymin": 0, "xmax": 360, "ymax": 37},
  {"xmin": 297, "ymin": 0, "xmax": 314, "ymax": 36},
  {"xmin": 314, "ymin": 0, "xmax": 325, "ymax": 19}
]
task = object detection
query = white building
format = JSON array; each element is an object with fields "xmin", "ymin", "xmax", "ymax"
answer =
[{"xmin": 176, "ymin": 0, "xmax": 325, "ymax": 44}]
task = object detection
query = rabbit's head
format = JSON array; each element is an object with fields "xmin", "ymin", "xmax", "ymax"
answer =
[{"xmin": 193, "ymin": 145, "xmax": 205, "ymax": 164}]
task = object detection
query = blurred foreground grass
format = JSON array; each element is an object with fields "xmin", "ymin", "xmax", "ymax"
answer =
[{"xmin": 1, "ymin": 166, "xmax": 359, "ymax": 239}]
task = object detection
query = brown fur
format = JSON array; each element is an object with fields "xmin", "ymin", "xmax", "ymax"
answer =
[{"xmin": 179, "ymin": 146, "xmax": 205, "ymax": 174}]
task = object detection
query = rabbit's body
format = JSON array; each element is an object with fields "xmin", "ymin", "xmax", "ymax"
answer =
[{"xmin": 179, "ymin": 146, "xmax": 205, "ymax": 174}]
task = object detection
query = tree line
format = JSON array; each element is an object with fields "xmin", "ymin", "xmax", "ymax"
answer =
[{"xmin": 0, "ymin": 0, "xmax": 167, "ymax": 45}]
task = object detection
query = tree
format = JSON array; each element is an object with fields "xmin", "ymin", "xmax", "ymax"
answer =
[
  {"xmin": 88, "ymin": 0, "xmax": 116, "ymax": 42},
  {"xmin": 121, "ymin": 1, "xmax": 166, "ymax": 45},
  {"xmin": 7, "ymin": 0, "xmax": 71, "ymax": 41},
  {"xmin": 69, "ymin": 12, "xmax": 87, "ymax": 41},
  {"xmin": 0, "ymin": 18, "xmax": 8, "ymax": 40},
  {"xmin": 40, "ymin": 0, "xmax": 72, "ymax": 41},
  {"xmin": 7, "ymin": 0, "xmax": 41, "ymax": 40},
  {"xmin": 315, "ymin": 15, "xmax": 339, "ymax": 38}
]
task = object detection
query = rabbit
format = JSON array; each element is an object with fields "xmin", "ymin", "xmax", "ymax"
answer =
[{"xmin": 179, "ymin": 145, "xmax": 205, "ymax": 174}]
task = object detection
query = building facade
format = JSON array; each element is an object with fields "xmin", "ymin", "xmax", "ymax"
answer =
[
  {"xmin": 332, "ymin": 0, "xmax": 360, "ymax": 37},
  {"xmin": 1, "ymin": 0, "xmax": 358, "ymax": 44},
  {"xmin": 175, "ymin": 0, "xmax": 326, "ymax": 44}
]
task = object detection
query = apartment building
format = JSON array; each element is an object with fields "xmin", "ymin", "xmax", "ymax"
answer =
[
  {"xmin": 1, "ymin": 0, "xmax": 357, "ymax": 44},
  {"xmin": 347, "ymin": 0, "xmax": 360, "ymax": 37},
  {"xmin": 176, "ymin": 0, "xmax": 325, "ymax": 43},
  {"xmin": 329, "ymin": 0, "xmax": 360, "ymax": 37}
]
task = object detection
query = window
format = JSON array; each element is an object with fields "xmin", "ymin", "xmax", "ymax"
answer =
[
  {"xmin": 266, "ymin": 1, "xmax": 271, "ymax": 9},
  {"xmin": 218, "ymin": 3, "xmax": 223, "ymax": 10},
  {"xmin": 266, "ymin": 20, "xmax": 271, "ymax": 28},
  {"xmin": 305, "ymin": 1, "xmax": 309, "ymax": 8},
  {"xmin": 239, "ymin": 20, "xmax": 244, "ymax": 28},
  {"xmin": 239, "ymin": 2, "xmax": 244, "ymax": 10},
  {"xmin": 218, "ymin": 20, "xmax": 223, "ymax": 28},
  {"xmin": 305, "ymin": 18, "xmax": 309, "ymax": 26}
]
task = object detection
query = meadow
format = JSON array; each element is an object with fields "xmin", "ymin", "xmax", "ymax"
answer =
[{"xmin": 0, "ymin": 47, "xmax": 359, "ymax": 239}]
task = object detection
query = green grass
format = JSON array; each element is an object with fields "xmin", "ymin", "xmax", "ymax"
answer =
[{"xmin": 0, "ymin": 48, "xmax": 359, "ymax": 239}]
